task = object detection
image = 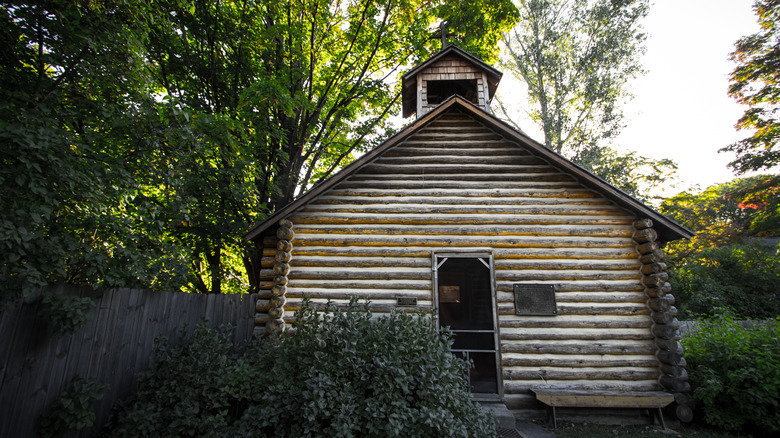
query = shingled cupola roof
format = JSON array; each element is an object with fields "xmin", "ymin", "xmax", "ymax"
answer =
[{"xmin": 401, "ymin": 44, "xmax": 503, "ymax": 118}]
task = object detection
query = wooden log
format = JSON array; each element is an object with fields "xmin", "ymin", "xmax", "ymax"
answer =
[
  {"xmin": 518, "ymin": 305, "xmax": 649, "ymax": 317},
  {"xmin": 640, "ymin": 263, "xmax": 667, "ymax": 275},
  {"xmin": 645, "ymin": 287, "xmax": 666, "ymax": 299},
  {"xmin": 504, "ymin": 369, "xmax": 659, "ymax": 381},
  {"xmin": 652, "ymin": 324, "xmax": 679, "ymax": 340},
  {"xmin": 674, "ymin": 393, "xmax": 694, "ymax": 405},
  {"xmin": 272, "ymin": 262, "xmax": 290, "ymax": 276},
  {"xmin": 651, "ymin": 311, "xmax": 675, "ymax": 325},
  {"xmin": 266, "ymin": 318, "xmax": 284, "ymax": 332},
  {"xmin": 254, "ymin": 313, "xmax": 270, "ymax": 325},
  {"xmin": 639, "ymin": 250, "xmax": 665, "ymax": 264},
  {"xmin": 660, "ymin": 363, "xmax": 686, "ymax": 378},
  {"xmin": 255, "ymin": 299, "xmax": 270, "ymax": 312},
  {"xmin": 633, "ymin": 218, "xmax": 654, "ymax": 230},
  {"xmin": 277, "ymin": 239, "xmax": 293, "ymax": 252},
  {"xmin": 675, "ymin": 403, "xmax": 694, "ymax": 423},
  {"xmin": 636, "ymin": 241, "xmax": 660, "ymax": 255},
  {"xmin": 276, "ymin": 227, "xmax": 294, "ymax": 241},
  {"xmin": 655, "ymin": 337, "xmax": 679, "ymax": 351},
  {"xmin": 271, "ymin": 285, "xmax": 287, "ymax": 297},
  {"xmin": 261, "ymin": 256, "xmax": 275, "ymax": 268},
  {"xmin": 270, "ymin": 296, "xmax": 286, "ymax": 308},
  {"xmin": 500, "ymin": 318, "xmax": 651, "ymax": 329},
  {"xmin": 262, "ymin": 235, "xmax": 278, "ymax": 247},
  {"xmin": 633, "ymin": 228, "xmax": 658, "ymax": 243},
  {"xmin": 645, "ymin": 282, "xmax": 671, "ymax": 298},
  {"xmin": 501, "ymin": 342, "xmax": 655, "ymax": 355},
  {"xmin": 259, "ymin": 269, "xmax": 274, "ymax": 280},
  {"xmin": 669, "ymin": 306, "xmax": 679, "ymax": 317},
  {"xmin": 665, "ymin": 294, "xmax": 676, "ymax": 305},
  {"xmin": 275, "ymin": 251, "xmax": 292, "ymax": 263},
  {"xmin": 293, "ymin": 234, "xmax": 636, "ymax": 249},
  {"xmin": 267, "ymin": 307, "xmax": 284, "ymax": 319},
  {"xmin": 292, "ymin": 224, "xmax": 634, "ymax": 238},
  {"xmin": 660, "ymin": 375, "xmax": 691, "ymax": 393},
  {"xmin": 500, "ymin": 331, "xmax": 652, "ymax": 341},
  {"xmin": 647, "ymin": 298, "xmax": 671, "ymax": 312},
  {"xmin": 502, "ymin": 357, "xmax": 659, "ymax": 368},
  {"xmin": 292, "ymin": 211, "xmax": 632, "ymax": 226},
  {"xmin": 273, "ymin": 275, "xmax": 288, "ymax": 285},
  {"xmin": 642, "ymin": 273, "xmax": 669, "ymax": 288},
  {"xmin": 657, "ymin": 349, "xmax": 681, "ymax": 365},
  {"xmin": 279, "ymin": 218, "xmax": 294, "ymax": 229}
]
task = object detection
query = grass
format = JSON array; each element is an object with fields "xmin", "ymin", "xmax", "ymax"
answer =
[{"xmin": 547, "ymin": 421, "xmax": 753, "ymax": 438}]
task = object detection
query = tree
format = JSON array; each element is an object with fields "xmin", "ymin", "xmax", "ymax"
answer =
[
  {"xmin": 140, "ymin": 0, "xmax": 519, "ymax": 293},
  {"xmin": 660, "ymin": 175, "xmax": 780, "ymax": 318},
  {"xmin": 722, "ymin": 0, "xmax": 780, "ymax": 174},
  {"xmin": 501, "ymin": 0, "xmax": 648, "ymax": 157},
  {"xmin": 498, "ymin": 0, "xmax": 676, "ymax": 203},
  {"xmin": 1, "ymin": 0, "xmax": 520, "ymax": 298},
  {"xmin": 0, "ymin": 0, "xmax": 191, "ymax": 302}
]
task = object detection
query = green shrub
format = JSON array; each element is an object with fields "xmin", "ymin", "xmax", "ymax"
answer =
[
  {"xmin": 106, "ymin": 323, "xmax": 248, "ymax": 437},
  {"xmin": 107, "ymin": 299, "xmax": 495, "ymax": 437},
  {"xmin": 682, "ymin": 312, "xmax": 780, "ymax": 434},
  {"xmin": 39, "ymin": 375, "xmax": 108, "ymax": 438},
  {"xmin": 668, "ymin": 241, "xmax": 780, "ymax": 319}
]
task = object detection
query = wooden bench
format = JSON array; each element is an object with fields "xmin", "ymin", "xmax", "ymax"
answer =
[{"xmin": 531, "ymin": 388, "xmax": 674, "ymax": 429}]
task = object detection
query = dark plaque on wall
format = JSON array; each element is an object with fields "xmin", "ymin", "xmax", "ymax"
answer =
[
  {"xmin": 513, "ymin": 284, "xmax": 557, "ymax": 316},
  {"xmin": 396, "ymin": 297, "xmax": 417, "ymax": 307}
]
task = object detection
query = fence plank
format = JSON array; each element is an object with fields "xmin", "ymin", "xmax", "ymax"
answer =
[{"xmin": 0, "ymin": 286, "xmax": 258, "ymax": 438}]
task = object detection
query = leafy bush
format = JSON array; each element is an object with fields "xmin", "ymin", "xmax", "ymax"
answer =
[
  {"xmin": 668, "ymin": 240, "xmax": 780, "ymax": 319},
  {"xmin": 681, "ymin": 312, "xmax": 780, "ymax": 434},
  {"xmin": 39, "ymin": 375, "xmax": 109, "ymax": 438},
  {"xmin": 107, "ymin": 299, "xmax": 495, "ymax": 437}
]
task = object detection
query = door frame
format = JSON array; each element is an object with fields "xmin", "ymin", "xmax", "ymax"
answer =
[{"xmin": 432, "ymin": 250, "xmax": 503, "ymax": 400}]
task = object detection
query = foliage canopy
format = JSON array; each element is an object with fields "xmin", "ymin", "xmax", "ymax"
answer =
[
  {"xmin": 499, "ymin": 0, "xmax": 676, "ymax": 203},
  {"xmin": 1, "ymin": 0, "xmax": 518, "ymax": 299},
  {"xmin": 723, "ymin": 0, "xmax": 780, "ymax": 173}
]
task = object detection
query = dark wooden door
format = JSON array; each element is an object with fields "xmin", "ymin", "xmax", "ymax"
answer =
[{"xmin": 435, "ymin": 255, "xmax": 500, "ymax": 395}]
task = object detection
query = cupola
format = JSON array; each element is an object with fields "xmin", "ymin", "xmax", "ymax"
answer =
[{"xmin": 401, "ymin": 44, "xmax": 503, "ymax": 118}]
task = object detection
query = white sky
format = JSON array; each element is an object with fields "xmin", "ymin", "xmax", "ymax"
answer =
[{"xmin": 500, "ymin": 0, "xmax": 763, "ymax": 196}]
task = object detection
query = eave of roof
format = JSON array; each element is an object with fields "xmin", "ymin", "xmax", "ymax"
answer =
[{"xmin": 244, "ymin": 96, "xmax": 693, "ymax": 243}]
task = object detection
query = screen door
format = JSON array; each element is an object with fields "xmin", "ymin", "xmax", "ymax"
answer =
[{"xmin": 435, "ymin": 254, "xmax": 500, "ymax": 395}]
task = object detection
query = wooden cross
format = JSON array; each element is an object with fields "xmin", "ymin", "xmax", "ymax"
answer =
[{"xmin": 431, "ymin": 20, "xmax": 456, "ymax": 48}]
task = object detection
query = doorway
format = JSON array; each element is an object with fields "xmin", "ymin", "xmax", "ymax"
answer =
[{"xmin": 434, "ymin": 254, "xmax": 501, "ymax": 397}]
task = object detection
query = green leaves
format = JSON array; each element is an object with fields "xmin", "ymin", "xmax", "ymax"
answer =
[
  {"xmin": 501, "ymin": 0, "xmax": 648, "ymax": 157},
  {"xmin": 108, "ymin": 302, "xmax": 496, "ymax": 437},
  {"xmin": 39, "ymin": 375, "xmax": 109, "ymax": 438},
  {"xmin": 723, "ymin": 0, "xmax": 780, "ymax": 173},
  {"xmin": 682, "ymin": 314, "xmax": 780, "ymax": 434}
]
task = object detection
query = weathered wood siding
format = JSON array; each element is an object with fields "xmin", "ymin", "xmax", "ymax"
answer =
[
  {"xmin": 418, "ymin": 54, "xmax": 489, "ymax": 116},
  {"xmin": 254, "ymin": 107, "xmax": 659, "ymax": 409}
]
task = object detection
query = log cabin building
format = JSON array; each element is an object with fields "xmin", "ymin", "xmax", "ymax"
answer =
[{"xmin": 244, "ymin": 44, "xmax": 694, "ymax": 421}]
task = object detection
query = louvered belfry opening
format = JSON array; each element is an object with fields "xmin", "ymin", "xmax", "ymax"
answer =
[{"xmin": 401, "ymin": 45, "xmax": 502, "ymax": 118}]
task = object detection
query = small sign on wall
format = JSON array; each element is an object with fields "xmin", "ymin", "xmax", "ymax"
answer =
[
  {"xmin": 513, "ymin": 284, "xmax": 557, "ymax": 316},
  {"xmin": 396, "ymin": 297, "xmax": 417, "ymax": 307}
]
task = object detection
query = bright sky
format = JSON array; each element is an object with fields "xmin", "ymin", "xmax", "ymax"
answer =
[{"xmin": 502, "ymin": 0, "xmax": 763, "ymax": 197}]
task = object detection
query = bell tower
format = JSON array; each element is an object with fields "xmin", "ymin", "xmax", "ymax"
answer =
[{"xmin": 401, "ymin": 45, "xmax": 503, "ymax": 119}]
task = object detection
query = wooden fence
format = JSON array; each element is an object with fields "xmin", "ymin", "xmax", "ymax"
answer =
[{"xmin": 0, "ymin": 285, "xmax": 257, "ymax": 438}]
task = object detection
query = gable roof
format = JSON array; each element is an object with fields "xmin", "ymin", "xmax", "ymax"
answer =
[
  {"xmin": 244, "ymin": 96, "xmax": 693, "ymax": 243},
  {"xmin": 401, "ymin": 45, "xmax": 503, "ymax": 118}
]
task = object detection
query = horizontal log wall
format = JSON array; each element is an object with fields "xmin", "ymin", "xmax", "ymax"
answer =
[{"xmin": 272, "ymin": 107, "xmax": 658, "ymax": 411}]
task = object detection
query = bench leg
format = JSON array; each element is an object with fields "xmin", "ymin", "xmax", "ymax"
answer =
[
  {"xmin": 551, "ymin": 406, "xmax": 557, "ymax": 429},
  {"xmin": 654, "ymin": 407, "xmax": 666, "ymax": 430}
]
